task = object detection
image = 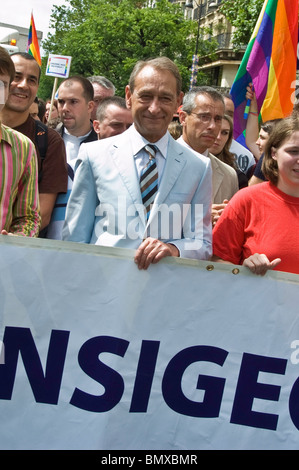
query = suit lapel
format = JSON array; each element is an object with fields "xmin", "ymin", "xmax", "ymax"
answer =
[
  {"xmin": 111, "ymin": 137, "xmax": 146, "ymax": 228},
  {"xmin": 209, "ymin": 152, "xmax": 224, "ymax": 201},
  {"xmin": 111, "ymin": 138, "xmax": 141, "ymax": 204}
]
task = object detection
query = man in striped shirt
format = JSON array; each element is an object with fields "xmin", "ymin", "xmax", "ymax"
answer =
[{"xmin": 0, "ymin": 47, "xmax": 40, "ymax": 237}]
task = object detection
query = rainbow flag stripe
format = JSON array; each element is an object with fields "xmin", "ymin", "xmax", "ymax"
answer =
[
  {"xmin": 27, "ymin": 12, "xmax": 41, "ymax": 66},
  {"xmin": 230, "ymin": 0, "xmax": 298, "ymax": 143}
]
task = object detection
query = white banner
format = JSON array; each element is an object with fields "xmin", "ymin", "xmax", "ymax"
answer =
[{"xmin": 0, "ymin": 236, "xmax": 299, "ymax": 450}]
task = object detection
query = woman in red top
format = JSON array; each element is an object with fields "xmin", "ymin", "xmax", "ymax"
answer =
[{"xmin": 212, "ymin": 115, "xmax": 299, "ymax": 276}]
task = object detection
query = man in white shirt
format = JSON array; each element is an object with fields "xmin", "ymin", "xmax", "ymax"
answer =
[{"xmin": 47, "ymin": 76, "xmax": 98, "ymax": 240}]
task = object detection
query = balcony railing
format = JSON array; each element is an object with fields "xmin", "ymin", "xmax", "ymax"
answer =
[
  {"xmin": 214, "ymin": 32, "xmax": 232, "ymax": 49},
  {"xmin": 203, "ymin": 32, "xmax": 246, "ymax": 51}
]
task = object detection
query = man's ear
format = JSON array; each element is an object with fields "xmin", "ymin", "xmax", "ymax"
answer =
[
  {"xmin": 176, "ymin": 91, "xmax": 184, "ymax": 109},
  {"xmin": 93, "ymin": 120, "xmax": 100, "ymax": 138},
  {"xmin": 125, "ymin": 85, "xmax": 132, "ymax": 109},
  {"xmin": 88, "ymin": 100, "xmax": 95, "ymax": 116},
  {"xmin": 179, "ymin": 109, "xmax": 187, "ymax": 126}
]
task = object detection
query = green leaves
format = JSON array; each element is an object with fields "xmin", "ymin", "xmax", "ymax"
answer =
[
  {"xmin": 220, "ymin": 0, "xmax": 264, "ymax": 49},
  {"xmin": 40, "ymin": 0, "xmax": 215, "ymax": 96}
]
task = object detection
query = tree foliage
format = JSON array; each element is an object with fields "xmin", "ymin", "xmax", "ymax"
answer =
[
  {"xmin": 39, "ymin": 0, "xmax": 216, "ymax": 99},
  {"xmin": 220, "ymin": 0, "xmax": 264, "ymax": 48}
]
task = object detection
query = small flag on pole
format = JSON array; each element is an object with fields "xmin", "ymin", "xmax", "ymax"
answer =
[{"xmin": 26, "ymin": 12, "xmax": 41, "ymax": 66}]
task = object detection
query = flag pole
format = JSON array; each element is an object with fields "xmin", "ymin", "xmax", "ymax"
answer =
[{"xmin": 48, "ymin": 77, "xmax": 58, "ymax": 123}]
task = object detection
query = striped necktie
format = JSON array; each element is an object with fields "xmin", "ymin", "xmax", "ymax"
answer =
[{"xmin": 140, "ymin": 144, "xmax": 158, "ymax": 220}]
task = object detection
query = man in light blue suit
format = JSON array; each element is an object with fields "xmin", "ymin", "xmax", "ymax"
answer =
[{"xmin": 62, "ymin": 57, "xmax": 213, "ymax": 269}]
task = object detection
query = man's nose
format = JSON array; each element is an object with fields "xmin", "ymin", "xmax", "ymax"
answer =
[
  {"xmin": 207, "ymin": 117, "xmax": 218, "ymax": 129},
  {"xmin": 61, "ymin": 102, "xmax": 68, "ymax": 112},
  {"xmin": 17, "ymin": 77, "xmax": 29, "ymax": 88},
  {"xmin": 148, "ymin": 98, "xmax": 160, "ymax": 113}
]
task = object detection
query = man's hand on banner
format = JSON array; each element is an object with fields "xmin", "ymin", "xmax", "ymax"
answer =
[{"xmin": 134, "ymin": 237, "xmax": 179, "ymax": 270}]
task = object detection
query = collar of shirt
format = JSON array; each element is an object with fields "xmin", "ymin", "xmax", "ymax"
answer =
[
  {"xmin": 0, "ymin": 123, "xmax": 13, "ymax": 146},
  {"xmin": 0, "ymin": 123, "xmax": 4, "ymax": 144},
  {"xmin": 64, "ymin": 127, "xmax": 92, "ymax": 141},
  {"xmin": 63, "ymin": 130, "xmax": 91, "ymax": 166},
  {"xmin": 129, "ymin": 124, "xmax": 169, "ymax": 183},
  {"xmin": 61, "ymin": 122, "xmax": 94, "ymax": 153},
  {"xmin": 177, "ymin": 136, "xmax": 209, "ymax": 161},
  {"xmin": 129, "ymin": 124, "xmax": 169, "ymax": 158}
]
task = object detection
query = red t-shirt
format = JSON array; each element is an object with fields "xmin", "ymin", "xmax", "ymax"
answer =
[{"xmin": 213, "ymin": 181, "xmax": 299, "ymax": 275}]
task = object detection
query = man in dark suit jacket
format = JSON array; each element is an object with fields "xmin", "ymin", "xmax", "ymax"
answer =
[{"xmin": 63, "ymin": 57, "xmax": 213, "ymax": 269}]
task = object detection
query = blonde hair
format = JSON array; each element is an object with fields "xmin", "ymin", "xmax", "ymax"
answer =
[{"xmin": 168, "ymin": 121, "xmax": 182, "ymax": 140}]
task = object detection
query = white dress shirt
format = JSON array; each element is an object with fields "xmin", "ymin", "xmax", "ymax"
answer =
[{"xmin": 129, "ymin": 124, "xmax": 169, "ymax": 185}]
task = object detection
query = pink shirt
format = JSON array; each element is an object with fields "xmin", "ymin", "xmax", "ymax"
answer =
[{"xmin": 0, "ymin": 123, "xmax": 40, "ymax": 236}]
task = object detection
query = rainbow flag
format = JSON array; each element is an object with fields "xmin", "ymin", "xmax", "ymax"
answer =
[
  {"xmin": 26, "ymin": 12, "xmax": 41, "ymax": 66},
  {"xmin": 230, "ymin": 0, "xmax": 298, "ymax": 144}
]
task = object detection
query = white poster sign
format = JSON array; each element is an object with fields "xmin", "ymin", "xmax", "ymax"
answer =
[
  {"xmin": 46, "ymin": 54, "xmax": 72, "ymax": 78},
  {"xmin": 0, "ymin": 236, "xmax": 299, "ymax": 450}
]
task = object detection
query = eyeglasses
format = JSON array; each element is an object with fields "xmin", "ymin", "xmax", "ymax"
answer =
[{"xmin": 189, "ymin": 112, "xmax": 223, "ymax": 124}]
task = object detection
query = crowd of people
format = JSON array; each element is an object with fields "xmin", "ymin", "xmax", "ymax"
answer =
[{"xmin": 0, "ymin": 45, "xmax": 298, "ymax": 276}]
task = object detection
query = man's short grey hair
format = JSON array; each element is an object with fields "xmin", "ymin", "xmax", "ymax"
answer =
[
  {"xmin": 96, "ymin": 96, "xmax": 127, "ymax": 121},
  {"xmin": 88, "ymin": 75, "xmax": 115, "ymax": 93},
  {"xmin": 128, "ymin": 57, "xmax": 182, "ymax": 96},
  {"xmin": 182, "ymin": 86, "xmax": 224, "ymax": 114}
]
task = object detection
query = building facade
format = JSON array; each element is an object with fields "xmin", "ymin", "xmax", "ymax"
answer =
[{"xmin": 171, "ymin": 0, "xmax": 245, "ymax": 90}]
